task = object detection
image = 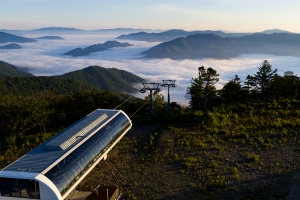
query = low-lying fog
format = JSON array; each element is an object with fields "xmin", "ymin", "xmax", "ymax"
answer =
[{"xmin": 1, "ymin": 32, "xmax": 300, "ymax": 105}]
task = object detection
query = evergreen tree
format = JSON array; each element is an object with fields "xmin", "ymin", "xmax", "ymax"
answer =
[
  {"xmin": 271, "ymin": 71, "xmax": 300, "ymax": 98},
  {"xmin": 187, "ymin": 66, "xmax": 219, "ymax": 110},
  {"xmin": 247, "ymin": 60, "xmax": 278, "ymax": 97},
  {"xmin": 220, "ymin": 75, "xmax": 243, "ymax": 102}
]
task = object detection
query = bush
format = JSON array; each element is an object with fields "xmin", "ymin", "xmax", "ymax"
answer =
[{"xmin": 231, "ymin": 167, "xmax": 239, "ymax": 174}]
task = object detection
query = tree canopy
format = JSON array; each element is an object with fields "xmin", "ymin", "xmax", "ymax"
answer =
[{"xmin": 187, "ymin": 66, "xmax": 219, "ymax": 110}]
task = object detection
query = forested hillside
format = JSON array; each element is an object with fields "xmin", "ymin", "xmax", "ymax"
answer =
[
  {"xmin": 57, "ymin": 65, "xmax": 144, "ymax": 93},
  {"xmin": 0, "ymin": 77, "xmax": 101, "ymax": 95},
  {"xmin": 0, "ymin": 61, "xmax": 34, "ymax": 77},
  {"xmin": 0, "ymin": 61, "xmax": 144, "ymax": 94}
]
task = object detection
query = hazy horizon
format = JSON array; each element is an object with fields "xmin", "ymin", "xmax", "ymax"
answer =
[{"xmin": 2, "ymin": 0, "xmax": 300, "ymax": 32}]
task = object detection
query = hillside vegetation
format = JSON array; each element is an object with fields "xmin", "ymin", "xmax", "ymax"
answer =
[
  {"xmin": 1, "ymin": 60, "xmax": 300, "ymax": 199},
  {"xmin": 0, "ymin": 77, "xmax": 102, "ymax": 96},
  {"xmin": 57, "ymin": 65, "xmax": 144, "ymax": 93},
  {"xmin": 0, "ymin": 61, "xmax": 34, "ymax": 77},
  {"xmin": 0, "ymin": 61, "xmax": 144, "ymax": 94}
]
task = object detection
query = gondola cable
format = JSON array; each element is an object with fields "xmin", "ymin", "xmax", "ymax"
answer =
[
  {"xmin": 112, "ymin": 94, "xmax": 147, "ymax": 118},
  {"xmin": 113, "ymin": 95, "xmax": 133, "ymax": 110},
  {"xmin": 130, "ymin": 102, "xmax": 147, "ymax": 119}
]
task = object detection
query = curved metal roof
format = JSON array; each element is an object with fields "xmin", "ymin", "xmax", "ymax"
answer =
[{"xmin": 1, "ymin": 109, "xmax": 121, "ymax": 173}]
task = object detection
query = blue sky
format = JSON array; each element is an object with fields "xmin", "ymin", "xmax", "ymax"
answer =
[{"xmin": 1, "ymin": 0, "xmax": 300, "ymax": 32}]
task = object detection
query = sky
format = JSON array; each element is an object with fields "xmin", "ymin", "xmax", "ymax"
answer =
[
  {"xmin": 1, "ymin": 0, "xmax": 300, "ymax": 32},
  {"xmin": 1, "ymin": 0, "xmax": 300, "ymax": 105}
]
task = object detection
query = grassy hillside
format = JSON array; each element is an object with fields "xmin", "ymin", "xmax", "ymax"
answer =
[
  {"xmin": 0, "ymin": 61, "xmax": 34, "ymax": 77},
  {"xmin": 78, "ymin": 99, "xmax": 300, "ymax": 199},
  {"xmin": 58, "ymin": 66, "xmax": 144, "ymax": 93},
  {"xmin": 0, "ymin": 77, "xmax": 101, "ymax": 95}
]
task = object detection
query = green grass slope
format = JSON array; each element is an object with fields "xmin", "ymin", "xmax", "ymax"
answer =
[
  {"xmin": 0, "ymin": 61, "xmax": 34, "ymax": 77},
  {"xmin": 0, "ymin": 77, "xmax": 101, "ymax": 96},
  {"xmin": 58, "ymin": 66, "xmax": 144, "ymax": 93}
]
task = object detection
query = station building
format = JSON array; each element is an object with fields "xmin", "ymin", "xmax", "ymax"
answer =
[{"xmin": 0, "ymin": 109, "xmax": 132, "ymax": 200}]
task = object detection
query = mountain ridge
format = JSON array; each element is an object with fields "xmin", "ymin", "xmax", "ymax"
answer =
[
  {"xmin": 64, "ymin": 41, "xmax": 133, "ymax": 57},
  {"xmin": 0, "ymin": 31, "xmax": 36, "ymax": 43},
  {"xmin": 116, "ymin": 29, "xmax": 294, "ymax": 42},
  {"xmin": 57, "ymin": 66, "xmax": 144, "ymax": 93},
  {"xmin": 0, "ymin": 61, "xmax": 144, "ymax": 94},
  {"xmin": 0, "ymin": 43, "xmax": 21, "ymax": 49},
  {"xmin": 0, "ymin": 61, "xmax": 34, "ymax": 77},
  {"xmin": 36, "ymin": 36, "xmax": 64, "ymax": 40},
  {"xmin": 142, "ymin": 32, "xmax": 300, "ymax": 59}
]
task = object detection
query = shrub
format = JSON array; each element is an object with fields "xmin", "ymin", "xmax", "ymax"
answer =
[{"xmin": 231, "ymin": 167, "xmax": 239, "ymax": 174}]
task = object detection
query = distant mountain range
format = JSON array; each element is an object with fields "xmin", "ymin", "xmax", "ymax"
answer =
[
  {"xmin": 0, "ymin": 61, "xmax": 144, "ymax": 94},
  {"xmin": 0, "ymin": 43, "xmax": 21, "ymax": 49},
  {"xmin": 35, "ymin": 36, "xmax": 64, "ymax": 40},
  {"xmin": 0, "ymin": 31, "xmax": 36, "ymax": 43},
  {"xmin": 32, "ymin": 27, "xmax": 84, "ymax": 32},
  {"xmin": 0, "ymin": 27, "xmax": 162, "ymax": 35},
  {"xmin": 64, "ymin": 41, "xmax": 133, "ymax": 57},
  {"xmin": 142, "ymin": 36, "xmax": 232, "ymax": 59},
  {"xmin": 260, "ymin": 29, "xmax": 293, "ymax": 34},
  {"xmin": 116, "ymin": 29, "xmax": 248, "ymax": 42},
  {"xmin": 93, "ymin": 28, "xmax": 162, "ymax": 32},
  {"xmin": 141, "ymin": 32, "xmax": 300, "ymax": 60},
  {"xmin": 117, "ymin": 29, "xmax": 293, "ymax": 42}
]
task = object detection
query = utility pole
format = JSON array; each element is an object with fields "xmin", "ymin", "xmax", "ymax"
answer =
[
  {"xmin": 140, "ymin": 82, "xmax": 160, "ymax": 116},
  {"xmin": 161, "ymin": 80, "xmax": 176, "ymax": 113}
]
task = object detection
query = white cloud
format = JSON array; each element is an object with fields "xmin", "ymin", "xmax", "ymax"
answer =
[{"xmin": 1, "ymin": 32, "xmax": 300, "ymax": 106}]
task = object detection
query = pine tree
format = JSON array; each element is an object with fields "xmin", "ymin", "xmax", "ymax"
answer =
[
  {"xmin": 187, "ymin": 66, "xmax": 219, "ymax": 110},
  {"xmin": 247, "ymin": 60, "xmax": 277, "ymax": 97}
]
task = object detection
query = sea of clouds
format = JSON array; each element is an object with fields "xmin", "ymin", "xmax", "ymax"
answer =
[{"xmin": 1, "ymin": 32, "xmax": 300, "ymax": 105}]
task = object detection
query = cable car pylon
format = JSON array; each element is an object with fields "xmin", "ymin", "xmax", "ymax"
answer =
[
  {"xmin": 161, "ymin": 80, "xmax": 176, "ymax": 113},
  {"xmin": 140, "ymin": 82, "xmax": 160, "ymax": 116}
]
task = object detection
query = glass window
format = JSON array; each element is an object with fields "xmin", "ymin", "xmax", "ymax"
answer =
[
  {"xmin": 45, "ymin": 171, "xmax": 64, "ymax": 192},
  {"xmin": 0, "ymin": 178, "xmax": 40, "ymax": 199}
]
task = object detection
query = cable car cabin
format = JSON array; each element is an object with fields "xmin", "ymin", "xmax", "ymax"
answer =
[{"xmin": 0, "ymin": 109, "xmax": 132, "ymax": 200}]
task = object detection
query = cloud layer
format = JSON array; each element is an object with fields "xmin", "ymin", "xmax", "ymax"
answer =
[{"xmin": 1, "ymin": 32, "xmax": 300, "ymax": 105}]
